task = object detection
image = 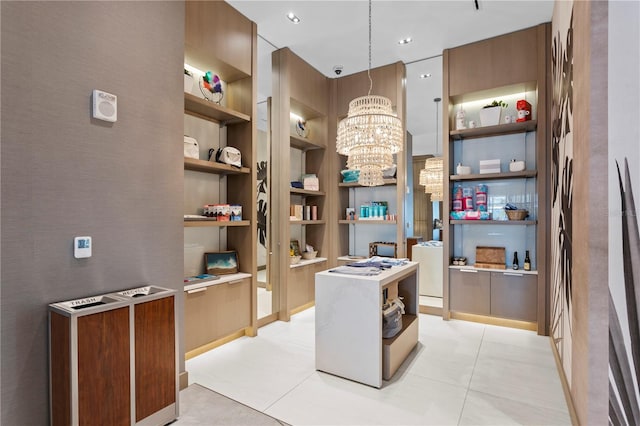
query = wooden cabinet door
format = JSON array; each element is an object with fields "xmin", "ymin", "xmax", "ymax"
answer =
[
  {"xmin": 490, "ymin": 272, "xmax": 537, "ymax": 322},
  {"xmin": 449, "ymin": 269, "xmax": 490, "ymax": 315}
]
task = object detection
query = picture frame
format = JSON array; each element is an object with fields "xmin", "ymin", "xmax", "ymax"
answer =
[
  {"xmin": 204, "ymin": 251, "xmax": 239, "ymax": 275},
  {"xmin": 290, "ymin": 240, "xmax": 300, "ymax": 257}
]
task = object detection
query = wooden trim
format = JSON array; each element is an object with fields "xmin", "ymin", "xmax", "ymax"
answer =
[
  {"xmin": 549, "ymin": 336, "xmax": 579, "ymax": 425},
  {"xmin": 185, "ymin": 329, "xmax": 247, "ymax": 360},
  {"xmin": 184, "ymin": 157, "xmax": 250, "ymax": 175},
  {"xmin": 290, "ymin": 301, "xmax": 315, "ymax": 316},
  {"xmin": 179, "ymin": 371, "xmax": 189, "ymax": 391},
  {"xmin": 184, "ymin": 93, "xmax": 250, "ymax": 124},
  {"xmin": 257, "ymin": 312, "xmax": 279, "ymax": 328},
  {"xmin": 419, "ymin": 304, "xmax": 443, "ymax": 316},
  {"xmin": 449, "ymin": 120, "xmax": 537, "ymax": 140},
  {"xmin": 449, "ymin": 312, "xmax": 537, "ymax": 331}
]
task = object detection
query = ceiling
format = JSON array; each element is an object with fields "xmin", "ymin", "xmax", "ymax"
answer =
[{"xmin": 229, "ymin": 0, "xmax": 553, "ymax": 154}]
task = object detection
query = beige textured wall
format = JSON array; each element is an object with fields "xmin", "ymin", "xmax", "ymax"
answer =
[
  {"xmin": 571, "ymin": 0, "xmax": 609, "ymax": 424},
  {"xmin": 1, "ymin": 2, "xmax": 184, "ymax": 423}
]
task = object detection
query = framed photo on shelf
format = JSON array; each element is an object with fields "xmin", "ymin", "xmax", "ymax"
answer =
[
  {"xmin": 204, "ymin": 251, "xmax": 238, "ymax": 275},
  {"xmin": 290, "ymin": 240, "xmax": 300, "ymax": 257}
]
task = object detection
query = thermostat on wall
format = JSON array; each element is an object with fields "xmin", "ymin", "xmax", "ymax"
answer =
[
  {"xmin": 74, "ymin": 236, "xmax": 92, "ymax": 259},
  {"xmin": 92, "ymin": 89, "xmax": 117, "ymax": 122}
]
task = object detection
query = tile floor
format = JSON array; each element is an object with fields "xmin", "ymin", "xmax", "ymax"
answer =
[{"xmin": 186, "ymin": 308, "xmax": 571, "ymax": 425}]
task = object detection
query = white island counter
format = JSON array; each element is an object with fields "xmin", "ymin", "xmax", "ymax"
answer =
[{"xmin": 315, "ymin": 262, "xmax": 419, "ymax": 388}]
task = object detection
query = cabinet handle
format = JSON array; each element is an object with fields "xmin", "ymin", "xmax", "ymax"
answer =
[
  {"xmin": 460, "ymin": 269, "xmax": 478, "ymax": 273},
  {"xmin": 187, "ymin": 287, "xmax": 207, "ymax": 294},
  {"xmin": 503, "ymin": 272, "xmax": 524, "ymax": 277},
  {"xmin": 228, "ymin": 280, "xmax": 244, "ymax": 285}
]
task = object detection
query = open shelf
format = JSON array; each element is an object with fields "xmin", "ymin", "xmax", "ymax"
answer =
[
  {"xmin": 448, "ymin": 265, "xmax": 538, "ymax": 274},
  {"xmin": 183, "ymin": 219, "xmax": 251, "ymax": 228},
  {"xmin": 184, "ymin": 272, "xmax": 253, "ymax": 292},
  {"xmin": 289, "ymin": 257, "xmax": 328, "ymax": 269},
  {"xmin": 450, "ymin": 219, "xmax": 537, "ymax": 225},
  {"xmin": 339, "ymin": 220, "xmax": 397, "ymax": 225},
  {"xmin": 289, "ymin": 188, "xmax": 325, "ymax": 196},
  {"xmin": 184, "ymin": 157, "xmax": 250, "ymax": 175},
  {"xmin": 339, "ymin": 178, "xmax": 397, "ymax": 188},
  {"xmin": 450, "ymin": 120, "xmax": 537, "ymax": 140},
  {"xmin": 450, "ymin": 170, "xmax": 537, "ymax": 181},
  {"xmin": 289, "ymin": 134, "xmax": 325, "ymax": 151},
  {"xmin": 289, "ymin": 220, "xmax": 326, "ymax": 225},
  {"xmin": 184, "ymin": 93, "xmax": 250, "ymax": 124}
]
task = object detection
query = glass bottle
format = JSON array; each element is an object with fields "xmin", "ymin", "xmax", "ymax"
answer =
[
  {"xmin": 512, "ymin": 251, "xmax": 519, "ymax": 270},
  {"xmin": 524, "ymin": 250, "xmax": 531, "ymax": 271}
]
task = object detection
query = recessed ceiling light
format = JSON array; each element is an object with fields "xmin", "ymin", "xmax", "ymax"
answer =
[
  {"xmin": 398, "ymin": 37, "xmax": 412, "ymax": 45},
  {"xmin": 287, "ymin": 12, "xmax": 300, "ymax": 24},
  {"xmin": 420, "ymin": 73, "xmax": 432, "ymax": 79}
]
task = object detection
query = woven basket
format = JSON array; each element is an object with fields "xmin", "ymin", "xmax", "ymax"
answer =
[{"xmin": 506, "ymin": 209, "xmax": 528, "ymax": 220}]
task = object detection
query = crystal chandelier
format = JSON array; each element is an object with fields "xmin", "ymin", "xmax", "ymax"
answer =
[
  {"xmin": 336, "ymin": 1, "xmax": 403, "ymax": 187},
  {"xmin": 420, "ymin": 97, "xmax": 443, "ymax": 201}
]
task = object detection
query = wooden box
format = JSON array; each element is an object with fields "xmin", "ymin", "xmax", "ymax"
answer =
[{"xmin": 474, "ymin": 246, "xmax": 506, "ymax": 269}]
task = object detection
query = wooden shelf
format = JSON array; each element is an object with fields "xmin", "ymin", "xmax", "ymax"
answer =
[
  {"xmin": 339, "ymin": 220, "xmax": 397, "ymax": 225},
  {"xmin": 183, "ymin": 219, "xmax": 251, "ymax": 228},
  {"xmin": 450, "ymin": 120, "xmax": 537, "ymax": 140},
  {"xmin": 339, "ymin": 178, "xmax": 397, "ymax": 187},
  {"xmin": 450, "ymin": 170, "xmax": 537, "ymax": 181},
  {"xmin": 184, "ymin": 157, "xmax": 250, "ymax": 175},
  {"xmin": 184, "ymin": 93, "xmax": 250, "ymax": 124},
  {"xmin": 289, "ymin": 220, "xmax": 326, "ymax": 225},
  {"xmin": 289, "ymin": 134, "xmax": 325, "ymax": 151},
  {"xmin": 289, "ymin": 257, "xmax": 328, "ymax": 269},
  {"xmin": 289, "ymin": 188, "xmax": 325, "ymax": 196},
  {"xmin": 450, "ymin": 219, "xmax": 537, "ymax": 225}
]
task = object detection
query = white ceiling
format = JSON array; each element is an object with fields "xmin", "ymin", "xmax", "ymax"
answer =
[{"xmin": 229, "ymin": 0, "xmax": 553, "ymax": 153}]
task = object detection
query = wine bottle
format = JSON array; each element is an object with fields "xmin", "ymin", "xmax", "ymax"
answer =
[
  {"xmin": 524, "ymin": 250, "xmax": 531, "ymax": 271},
  {"xmin": 512, "ymin": 251, "xmax": 519, "ymax": 270}
]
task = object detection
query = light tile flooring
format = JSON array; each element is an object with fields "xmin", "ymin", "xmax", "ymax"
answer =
[{"xmin": 186, "ymin": 308, "xmax": 571, "ymax": 425}]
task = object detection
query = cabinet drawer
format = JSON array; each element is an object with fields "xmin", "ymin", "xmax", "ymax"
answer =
[
  {"xmin": 184, "ymin": 278, "xmax": 251, "ymax": 351},
  {"xmin": 490, "ymin": 272, "xmax": 537, "ymax": 322},
  {"xmin": 449, "ymin": 269, "xmax": 490, "ymax": 315}
]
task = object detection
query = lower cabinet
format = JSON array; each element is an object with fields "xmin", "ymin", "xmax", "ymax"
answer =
[
  {"xmin": 449, "ymin": 269, "xmax": 537, "ymax": 322},
  {"xmin": 288, "ymin": 260, "xmax": 327, "ymax": 313},
  {"xmin": 449, "ymin": 269, "xmax": 491, "ymax": 315},
  {"xmin": 184, "ymin": 278, "xmax": 251, "ymax": 353},
  {"xmin": 490, "ymin": 271, "xmax": 537, "ymax": 322}
]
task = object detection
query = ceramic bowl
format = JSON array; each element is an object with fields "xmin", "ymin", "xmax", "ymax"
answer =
[{"xmin": 301, "ymin": 251, "xmax": 318, "ymax": 260}]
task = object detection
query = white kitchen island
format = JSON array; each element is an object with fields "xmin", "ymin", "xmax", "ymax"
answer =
[{"xmin": 315, "ymin": 262, "xmax": 419, "ymax": 388}]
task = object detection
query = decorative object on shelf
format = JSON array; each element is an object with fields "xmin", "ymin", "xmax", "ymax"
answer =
[
  {"xmin": 214, "ymin": 146, "xmax": 241, "ymax": 168},
  {"xmin": 295, "ymin": 118, "xmax": 308, "ymax": 138},
  {"xmin": 302, "ymin": 244, "xmax": 318, "ymax": 260},
  {"xmin": 504, "ymin": 115, "xmax": 512, "ymax": 124},
  {"xmin": 451, "ymin": 257, "xmax": 467, "ymax": 266},
  {"xmin": 475, "ymin": 246, "xmax": 506, "ymax": 269},
  {"xmin": 475, "ymin": 184, "xmax": 488, "ymax": 211},
  {"xmin": 340, "ymin": 169, "xmax": 360, "ymax": 183},
  {"xmin": 204, "ymin": 251, "xmax": 238, "ymax": 275},
  {"xmin": 516, "ymin": 99, "xmax": 532, "ymax": 122},
  {"xmin": 509, "ymin": 159, "xmax": 526, "ymax": 172},
  {"xmin": 336, "ymin": 0, "xmax": 403, "ymax": 187},
  {"xmin": 184, "ymin": 69, "xmax": 194, "ymax": 93},
  {"xmin": 420, "ymin": 98, "xmax": 443, "ymax": 202},
  {"xmin": 456, "ymin": 163, "xmax": 471, "ymax": 175},
  {"xmin": 184, "ymin": 136, "xmax": 199, "ymax": 159},
  {"xmin": 200, "ymin": 71, "xmax": 223, "ymax": 104},
  {"xmin": 512, "ymin": 251, "xmax": 520, "ymax": 270},
  {"xmin": 345, "ymin": 207, "xmax": 355, "ymax": 220},
  {"xmin": 468, "ymin": 120, "xmax": 477, "ymax": 128},
  {"xmin": 302, "ymin": 174, "xmax": 319, "ymax": 190},
  {"xmin": 524, "ymin": 250, "xmax": 531, "ymax": 271},
  {"xmin": 369, "ymin": 241, "xmax": 398, "ymax": 258},
  {"xmin": 290, "ymin": 255, "xmax": 302, "ymax": 265},
  {"xmin": 230, "ymin": 205, "xmax": 242, "ymax": 221},
  {"xmin": 479, "ymin": 100, "xmax": 507, "ymax": 127},
  {"xmin": 290, "ymin": 240, "xmax": 300, "ymax": 257},
  {"xmin": 479, "ymin": 159, "xmax": 501, "ymax": 174},
  {"xmin": 456, "ymin": 108, "xmax": 467, "ymax": 130},
  {"xmin": 504, "ymin": 203, "xmax": 529, "ymax": 220}
]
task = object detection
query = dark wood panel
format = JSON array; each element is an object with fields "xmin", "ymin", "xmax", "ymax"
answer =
[
  {"xmin": 135, "ymin": 296, "xmax": 176, "ymax": 422},
  {"xmin": 77, "ymin": 307, "xmax": 130, "ymax": 426},
  {"xmin": 185, "ymin": 1, "xmax": 253, "ymax": 80},
  {"xmin": 50, "ymin": 312, "xmax": 70, "ymax": 426},
  {"xmin": 448, "ymin": 26, "xmax": 538, "ymax": 96}
]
